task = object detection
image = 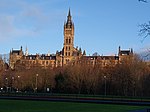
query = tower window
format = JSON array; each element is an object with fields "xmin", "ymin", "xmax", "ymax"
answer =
[
  {"xmin": 66, "ymin": 46, "xmax": 68, "ymax": 51},
  {"xmin": 66, "ymin": 39, "xmax": 68, "ymax": 44},
  {"xmin": 69, "ymin": 39, "xmax": 71, "ymax": 43},
  {"xmin": 69, "ymin": 47, "xmax": 70, "ymax": 50},
  {"xmin": 66, "ymin": 52, "xmax": 67, "ymax": 56},
  {"xmin": 46, "ymin": 61, "xmax": 49, "ymax": 65},
  {"xmin": 68, "ymin": 52, "xmax": 70, "ymax": 56}
]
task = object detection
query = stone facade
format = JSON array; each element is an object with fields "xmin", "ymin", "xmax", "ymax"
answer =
[
  {"xmin": 9, "ymin": 9, "xmax": 133, "ymax": 69},
  {"xmin": 0, "ymin": 57, "xmax": 4, "ymax": 70},
  {"xmin": 9, "ymin": 46, "xmax": 23, "ymax": 69}
]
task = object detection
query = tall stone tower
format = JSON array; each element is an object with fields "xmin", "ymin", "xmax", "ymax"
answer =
[{"xmin": 63, "ymin": 9, "xmax": 74, "ymax": 65}]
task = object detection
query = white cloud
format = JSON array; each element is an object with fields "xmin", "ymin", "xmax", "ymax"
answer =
[
  {"xmin": 0, "ymin": 0, "xmax": 66, "ymax": 41},
  {"xmin": 0, "ymin": 14, "xmax": 38, "ymax": 41},
  {"xmin": 0, "ymin": 1, "xmax": 35, "ymax": 40}
]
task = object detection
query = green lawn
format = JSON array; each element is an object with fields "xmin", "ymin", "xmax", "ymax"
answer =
[{"xmin": 0, "ymin": 99, "xmax": 148, "ymax": 112}]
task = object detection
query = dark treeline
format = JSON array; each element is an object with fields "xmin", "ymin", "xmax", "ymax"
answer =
[{"xmin": 0, "ymin": 54, "xmax": 150, "ymax": 97}]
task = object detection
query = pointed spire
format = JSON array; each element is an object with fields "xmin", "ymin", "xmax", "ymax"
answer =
[
  {"xmin": 79, "ymin": 47, "xmax": 82, "ymax": 53},
  {"xmin": 67, "ymin": 8, "xmax": 72, "ymax": 24},
  {"xmin": 119, "ymin": 46, "xmax": 121, "ymax": 52},
  {"xmin": 25, "ymin": 46, "xmax": 28, "ymax": 56},
  {"xmin": 131, "ymin": 48, "xmax": 133, "ymax": 54},
  {"xmin": 20, "ymin": 46, "xmax": 22, "ymax": 51},
  {"xmin": 47, "ymin": 51, "xmax": 50, "ymax": 56},
  {"xmin": 64, "ymin": 8, "xmax": 74, "ymax": 29},
  {"xmin": 83, "ymin": 50, "xmax": 86, "ymax": 56},
  {"xmin": 118, "ymin": 46, "xmax": 121, "ymax": 56},
  {"xmin": 68, "ymin": 8, "xmax": 71, "ymax": 17}
]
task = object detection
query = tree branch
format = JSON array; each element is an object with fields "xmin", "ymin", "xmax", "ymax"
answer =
[{"xmin": 139, "ymin": 21, "xmax": 150, "ymax": 42}]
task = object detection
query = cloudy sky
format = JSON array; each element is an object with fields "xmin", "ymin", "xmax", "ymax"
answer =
[{"xmin": 0, "ymin": 0, "xmax": 150, "ymax": 55}]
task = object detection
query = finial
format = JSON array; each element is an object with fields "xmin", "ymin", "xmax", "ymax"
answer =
[
  {"xmin": 25, "ymin": 46, "xmax": 28, "ymax": 56},
  {"xmin": 131, "ymin": 48, "xmax": 133, "ymax": 53},
  {"xmin": 21, "ymin": 46, "xmax": 22, "ymax": 51},
  {"xmin": 119, "ymin": 46, "xmax": 121, "ymax": 52},
  {"xmin": 83, "ymin": 50, "xmax": 86, "ymax": 56}
]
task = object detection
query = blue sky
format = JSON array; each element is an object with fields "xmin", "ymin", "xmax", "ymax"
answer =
[{"xmin": 0, "ymin": 0, "xmax": 150, "ymax": 55}]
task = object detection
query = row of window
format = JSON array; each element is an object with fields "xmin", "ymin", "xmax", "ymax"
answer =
[
  {"xmin": 66, "ymin": 46, "xmax": 71, "ymax": 51},
  {"xmin": 65, "ymin": 52, "xmax": 71, "ymax": 56},
  {"xmin": 77, "ymin": 60, "xmax": 118, "ymax": 65},
  {"xmin": 26, "ymin": 56, "xmax": 53, "ymax": 60},
  {"xmin": 66, "ymin": 38, "xmax": 71, "ymax": 44},
  {"xmin": 22, "ymin": 60, "xmax": 55, "ymax": 65}
]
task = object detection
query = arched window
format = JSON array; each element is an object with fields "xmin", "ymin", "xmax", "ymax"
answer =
[{"xmin": 69, "ymin": 39, "xmax": 71, "ymax": 44}]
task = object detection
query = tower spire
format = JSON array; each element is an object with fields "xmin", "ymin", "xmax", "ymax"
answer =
[
  {"xmin": 68, "ymin": 8, "xmax": 71, "ymax": 17},
  {"xmin": 67, "ymin": 8, "xmax": 72, "ymax": 25},
  {"xmin": 25, "ymin": 46, "xmax": 28, "ymax": 56}
]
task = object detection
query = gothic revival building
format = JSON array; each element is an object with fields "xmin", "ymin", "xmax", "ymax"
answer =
[{"xmin": 9, "ymin": 9, "xmax": 133, "ymax": 69}]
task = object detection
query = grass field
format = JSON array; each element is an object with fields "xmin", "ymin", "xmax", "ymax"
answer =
[{"xmin": 0, "ymin": 99, "xmax": 149, "ymax": 112}]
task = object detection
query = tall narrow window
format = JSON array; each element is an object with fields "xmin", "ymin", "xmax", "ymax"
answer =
[
  {"xmin": 66, "ymin": 52, "xmax": 67, "ymax": 56},
  {"xmin": 69, "ymin": 39, "xmax": 71, "ymax": 43},
  {"xmin": 46, "ymin": 61, "xmax": 49, "ymax": 65},
  {"xmin": 66, "ymin": 39, "xmax": 68, "ymax": 44}
]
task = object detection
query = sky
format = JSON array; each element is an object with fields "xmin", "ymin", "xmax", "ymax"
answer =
[{"xmin": 0, "ymin": 0, "xmax": 150, "ymax": 56}]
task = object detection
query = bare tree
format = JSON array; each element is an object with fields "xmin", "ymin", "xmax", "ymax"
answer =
[
  {"xmin": 139, "ymin": 21, "xmax": 150, "ymax": 42},
  {"xmin": 138, "ymin": 0, "xmax": 150, "ymax": 41},
  {"xmin": 138, "ymin": 0, "xmax": 150, "ymax": 59}
]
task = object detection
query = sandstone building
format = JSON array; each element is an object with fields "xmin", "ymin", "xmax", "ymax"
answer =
[
  {"xmin": 9, "ymin": 9, "xmax": 133, "ymax": 69},
  {"xmin": 0, "ymin": 57, "xmax": 4, "ymax": 70}
]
